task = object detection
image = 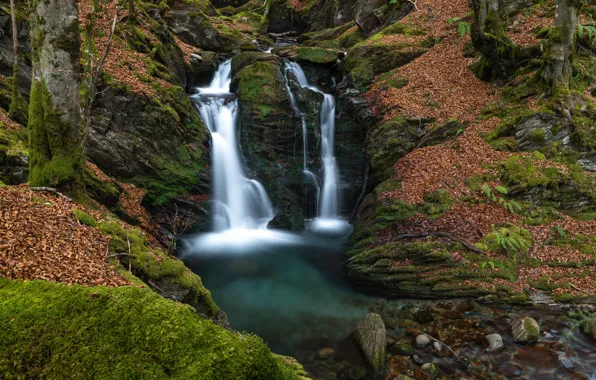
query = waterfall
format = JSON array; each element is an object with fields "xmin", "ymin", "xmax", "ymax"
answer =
[
  {"xmin": 191, "ymin": 60, "xmax": 274, "ymax": 231},
  {"xmin": 284, "ymin": 62, "xmax": 340, "ymax": 219}
]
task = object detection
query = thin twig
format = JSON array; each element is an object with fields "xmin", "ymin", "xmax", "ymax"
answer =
[
  {"xmin": 408, "ymin": 0, "xmax": 419, "ymax": 11},
  {"xmin": 30, "ymin": 187, "xmax": 74, "ymax": 202},
  {"xmin": 349, "ymin": 162, "xmax": 370, "ymax": 224},
  {"xmin": 108, "ymin": 253, "xmax": 136, "ymax": 259},
  {"xmin": 392, "ymin": 232, "xmax": 483, "ymax": 253},
  {"xmin": 420, "ymin": 332, "xmax": 465, "ymax": 362},
  {"xmin": 570, "ymin": 284, "xmax": 595, "ymax": 296},
  {"xmin": 126, "ymin": 236, "xmax": 132, "ymax": 272}
]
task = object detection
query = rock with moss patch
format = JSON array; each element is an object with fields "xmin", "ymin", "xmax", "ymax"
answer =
[
  {"xmin": 511, "ymin": 317, "xmax": 540, "ymax": 344},
  {"xmin": 352, "ymin": 313, "xmax": 386, "ymax": 377},
  {"xmin": 416, "ymin": 363, "xmax": 440, "ymax": 379}
]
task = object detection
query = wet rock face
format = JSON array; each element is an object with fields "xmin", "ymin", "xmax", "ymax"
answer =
[
  {"xmin": 233, "ymin": 60, "xmax": 306, "ymax": 229},
  {"xmin": 351, "ymin": 313, "xmax": 386, "ymax": 377},
  {"xmin": 87, "ymin": 85, "xmax": 209, "ymax": 206},
  {"xmin": 511, "ymin": 317, "xmax": 540, "ymax": 344}
]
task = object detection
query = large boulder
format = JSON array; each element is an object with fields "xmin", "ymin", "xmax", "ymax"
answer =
[{"xmin": 351, "ymin": 313, "xmax": 386, "ymax": 377}]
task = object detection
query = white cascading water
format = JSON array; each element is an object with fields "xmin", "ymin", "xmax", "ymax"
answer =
[
  {"xmin": 191, "ymin": 60, "xmax": 274, "ymax": 231},
  {"xmin": 284, "ymin": 62, "xmax": 340, "ymax": 219}
]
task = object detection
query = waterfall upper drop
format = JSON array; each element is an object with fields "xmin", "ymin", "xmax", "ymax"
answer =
[
  {"xmin": 191, "ymin": 60, "xmax": 274, "ymax": 231},
  {"xmin": 284, "ymin": 62, "xmax": 340, "ymax": 220}
]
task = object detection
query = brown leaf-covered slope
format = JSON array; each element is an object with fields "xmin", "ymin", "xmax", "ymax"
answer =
[
  {"xmin": 354, "ymin": 0, "xmax": 596, "ymax": 298},
  {"xmin": 0, "ymin": 185, "xmax": 130, "ymax": 286}
]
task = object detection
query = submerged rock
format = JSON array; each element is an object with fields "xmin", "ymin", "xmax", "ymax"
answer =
[
  {"xmin": 352, "ymin": 313, "xmax": 386, "ymax": 377},
  {"xmin": 511, "ymin": 317, "xmax": 540, "ymax": 344},
  {"xmin": 317, "ymin": 347, "xmax": 336, "ymax": 360},
  {"xmin": 485, "ymin": 333, "xmax": 504, "ymax": 352}
]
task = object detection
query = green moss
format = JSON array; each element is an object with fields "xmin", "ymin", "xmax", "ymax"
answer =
[
  {"xmin": 292, "ymin": 47, "xmax": 339, "ymax": 64},
  {"xmin": 235, "ymin": 62, "xmax": 281, "ymax": 105},
  {"xmin": 98, "ymin": 220, "xmax": 219, "ymax": 315},
  {"xmin": 230, "ymin": 12, "xmax": 268, "ymax": 33},
  {"xmin": 28, "ymin": 78, "xmax": 84, "ymax": 199},
  {"xmin": 0, "ymin": 279, "xmax": 300, "ymax": 380},
  {"xmin": 72, "ymin": 209, "xmax": 98, "ymax": 227},
  {"xmin": 335, "ymin": 26, "xmax": 366, "ymax": 49}
]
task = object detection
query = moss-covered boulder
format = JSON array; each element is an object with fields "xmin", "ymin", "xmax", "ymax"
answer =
[
  {"xmin": 273, "ymin": 46, "xmax": 340, "ymax": 64},
  {"xmin": 342, "ymin": 42, "xmax": 429, "ymax": 90},
  {"xmin": 351, "ymin": 313, "xmax": 386, "ymax": 377},
  {"xmin": 511, "ymin": 317, "xmax": 540, "ymax": 344},
  {"xmin": 97, "ymin": 220, "xmax": 220, "ymax": 317},
  {"xmin": 0, "ymin": 279, "xmax": 303, "ymax": 379}
]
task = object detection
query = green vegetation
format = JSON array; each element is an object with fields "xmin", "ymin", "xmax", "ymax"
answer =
[
  {"xmin": 28, "ymin": 79, "xmax": 85, "ymax": 199},
  {"xmin": 72, "ymin": 209, "xmax": 98, "ymax": 227},
  {"xmin": 478, "ymin": 224, "xmax": 533, "ymax": 262},
  {"xmin": 97, "ymin": 220, "xmax": 219, "ymax": 315},
  {"xmin": 0, "ymin": 279, "xmax": 301, "ymax": 380}
]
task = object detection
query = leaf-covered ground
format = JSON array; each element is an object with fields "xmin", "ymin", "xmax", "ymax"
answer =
[{"xmin": 349, "ymin": 0, "xmax": 596, "ymax": 301}]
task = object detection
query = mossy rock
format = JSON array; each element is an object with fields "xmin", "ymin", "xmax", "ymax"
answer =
[
  {"xmin": 230, "ymin": 11, "xmax": 269, "ymax": 34},
  {"xmin": 0, "ymin": 279, "xmax": 302, "ymax": 379},
  {"xmin": 341, "ymin": 43, "xmax": 428, "ymax": 90},
  {"xmin": 299, "ymin": 21, "xmax": 356, "ymax": 46},
  {"xmin": 98, "ymin": 220, "xmax": 219, "ymax": 316},
  {"xmin": 366, "ymin": 117, "xmax": 426, "ymax": 180},
  {"xmin": 231, "ymin": 51, "xmax": 279, "ymax": 77},
  {"xmin": 273, "ymin": 46, "xmax": 339, "ymax": 64}
]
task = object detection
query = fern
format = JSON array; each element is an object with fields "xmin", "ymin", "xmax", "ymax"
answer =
[
  {"xmin": 481, "ymin": 184, "xmax": 522, "ymax": 214},
  {"xmin": 458, "ymin": 22, "xmax": 472, "ymax": 37},
  {"xmin": 578, "ymin": 24, "xmax": 596, "ymax": 39}
]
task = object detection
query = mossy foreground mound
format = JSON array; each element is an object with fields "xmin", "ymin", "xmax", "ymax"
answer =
[{"xmin": 0, "ymin": 279, "xmax": 303, "ymax": 380}]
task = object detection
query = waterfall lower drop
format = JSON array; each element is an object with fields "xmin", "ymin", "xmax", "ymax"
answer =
[
  {"xmin": 284, "ymin": 62, "xmax": 349, "ymax": 235},
  {"xmin": 192, "ymin": 60, "xmax": 274, "ymax": 231}
]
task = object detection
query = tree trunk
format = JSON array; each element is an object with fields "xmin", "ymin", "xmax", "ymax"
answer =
[
  {"xmin": 543, "ymin": 0, "xmax": 581, "ymax": 91},
  {"xmin": 471, "ymin": 0, "xmax": 518, "ymax": 80},
  {"xmin": 28, "ymin": 0, "xmax": 85, "ymax": 199},
  {"xmin": 8, "ymin": 0, "xmax": 19, "ymax": 121}
]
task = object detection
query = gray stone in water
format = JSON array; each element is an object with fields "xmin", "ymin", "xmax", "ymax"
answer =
[
  {"xmin": 415, "ymin": 334, "xmax": 431, "ymax": 348},
  {"xmin": 352, "ymin": 313, "xmax": 386, "ymax": 377},
  {"xmin": 433, "ymin": 341, "xmax": 443, "ymax": 355},
  {"xmin": 485, "ymin": 333, "xmax": 504, "ymax": 352},
  {"xmin": 558, "ymin": 354, "xmax": 574, "ymax": 370},
  {"xmin": 511, "ymin": 317, "xmax": 540, "ymax": 344}
]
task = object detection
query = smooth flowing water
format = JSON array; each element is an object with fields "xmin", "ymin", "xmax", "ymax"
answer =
[
  {"xmin": 190, "ymin": 60, "xmax": 274, "ymax": 231},
  {"xmin": 284, "ymin": 62, "xmax": 341, "ymax": 221}
]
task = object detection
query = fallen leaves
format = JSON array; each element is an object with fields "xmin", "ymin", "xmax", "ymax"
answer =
[{"xmin": 0, "ymin": 185, "xmax": 130, "ymax": 287}]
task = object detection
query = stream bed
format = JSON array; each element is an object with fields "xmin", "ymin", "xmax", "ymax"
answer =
[{"xmin": 182, "ymin": 229, "xmax": 596, "ymax": 380}]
